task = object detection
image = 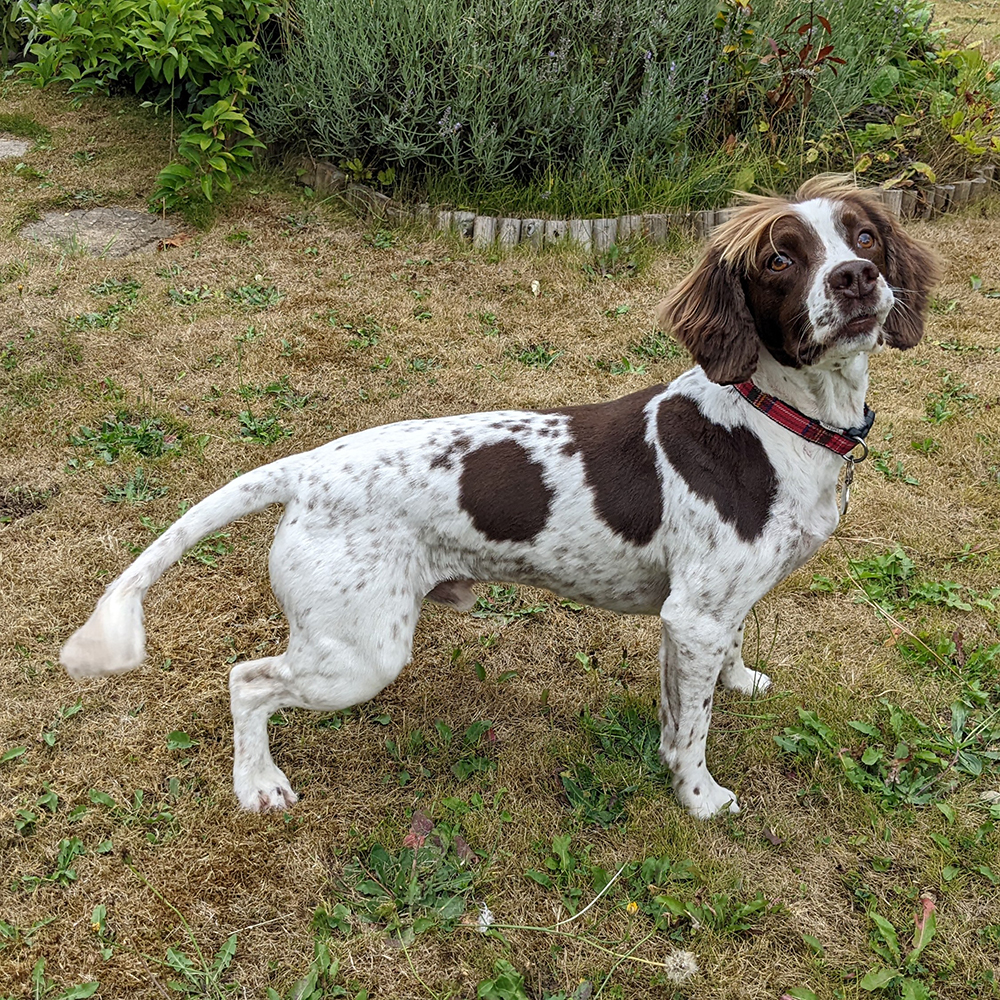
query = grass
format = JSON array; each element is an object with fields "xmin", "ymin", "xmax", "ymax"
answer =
[{"xmin": 1, "ymin": 74, "xmax": 1000, "ymax": 1000}]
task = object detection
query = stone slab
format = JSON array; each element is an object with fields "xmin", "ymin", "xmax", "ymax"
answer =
[
  {"xmin": 21, "ymin": 207, "xmax": 176, "ymax": 257},
  {"xmin": 0, "ymin": 134, "xmax": 31, "ymax": 159}
]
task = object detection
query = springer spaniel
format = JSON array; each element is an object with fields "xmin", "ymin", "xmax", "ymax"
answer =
[{"xmin": 61, "ymin": 178, "xmax": 941, "ymax": 819}]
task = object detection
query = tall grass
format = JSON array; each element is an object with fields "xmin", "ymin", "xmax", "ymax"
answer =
[{"xmin": 255, "ymin": 0, "xmax": 941, "ymax": 213}]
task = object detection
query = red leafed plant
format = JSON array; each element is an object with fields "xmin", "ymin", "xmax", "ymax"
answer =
[{"xmin": 761, "ymin": 1, "xmax": 847, "ymax": 130}]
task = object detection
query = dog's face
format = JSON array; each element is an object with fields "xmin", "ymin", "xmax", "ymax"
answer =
[{"xmin": 656, "ymin": 181, "xmax": 943, "ymax": 384}]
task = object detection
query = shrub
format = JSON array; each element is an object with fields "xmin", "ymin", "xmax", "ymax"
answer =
[
  {"xmin": 254, "ymin": 0, "xmax": 995, "ymax": 214},
  {"xmin": 13, "ymin": 0, "xmax": 279, "ymax": 207}
]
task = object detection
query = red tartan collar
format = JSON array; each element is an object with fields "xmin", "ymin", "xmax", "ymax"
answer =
[{"xmin": 732, "ymin": 380, "xmax": 874, "ymax": 459}]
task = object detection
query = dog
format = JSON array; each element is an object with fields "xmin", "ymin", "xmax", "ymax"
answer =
[{"xmin": 61, "ymin": 177, "xmax": 941, "ymax": 819}]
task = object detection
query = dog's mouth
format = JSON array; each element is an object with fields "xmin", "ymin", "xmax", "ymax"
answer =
[{"xmin": 838, "ymin": 311, "xmax": 879, "ymax": 337}]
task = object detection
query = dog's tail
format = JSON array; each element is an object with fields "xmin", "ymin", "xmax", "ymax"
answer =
[{"xmin": 60, "ymin": 460, "xmax": 295, "ymax": 679}]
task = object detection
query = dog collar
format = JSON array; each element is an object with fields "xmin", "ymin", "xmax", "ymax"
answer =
[{"xmin": 732, "ymin": 380, "xmax": 875, "ymax": 459}]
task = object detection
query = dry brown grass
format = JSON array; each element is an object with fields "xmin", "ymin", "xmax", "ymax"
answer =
[{"xmin": 2, "ymin": 78, "xmax": 999, "ymax": 1000}]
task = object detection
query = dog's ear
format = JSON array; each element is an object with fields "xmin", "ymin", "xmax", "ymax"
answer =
[
  {"xmin": 655, "ymin": 246, "xmax": 759, "ymax": 384},
  {"xmin": 875, "ymin": 209, "xmax": 944, "ymax": 349}
]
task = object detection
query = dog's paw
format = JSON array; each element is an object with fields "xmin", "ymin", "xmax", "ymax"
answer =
[
  {"xmin": 680, "ymin": 780, "xmax": 740, "ymax": 820},
  {"xmin": 721, "ymin": 664, "xmax": 771, "ymax": 696},
  {"xmin": 235, "ymin": 766, "xmax": 298, "ymax": 812}
]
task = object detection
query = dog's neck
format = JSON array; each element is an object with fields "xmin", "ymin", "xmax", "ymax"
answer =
[{"xmin": 750, "ymin": 346, "xmax": 871, "ymax": 433}]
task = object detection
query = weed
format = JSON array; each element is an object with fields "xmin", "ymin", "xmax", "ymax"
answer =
[
  {"xmin": 238, "ymin": 410, "xmax": 292, "ymax": 445},
  {"xmin": 14, "ymin": 784, "xmax": 59, "ymax": 837},
  {"xmin": 525, "ymin": 833, "xmax": 609, "ymax": 915},
  {"xmin": 594, "ymin": 355, "xmax": 648, "ymax": 375},
  {"xmin": 911, "ymin": 437, "xmax": 940, "ymax": 455},
  {"xmin": 15, "ymin": 836, "xmax": 86, "ymax": 891},
  {"xmin": 341, "ymin": 320, "xmax": 383, "ymax": 349},
  {"xmin": 470, "ymin": 584, "xmax": 548, "ymax": 624},
  {"xmin": 266, "ymin": 940, "xmax": 355, "ymax": 1000},
  {"xmin": 23, "ymin": 958, "xmax": 97, "ymax": 1000},
  {"xmin": 102, "ymin": 466, "xmax": 168, "ymax": 504},
  {"xmin": 581, "ymin": 698, "xmax": 662, "ymax": 777},
  {"xmin": 477, "ymin": 960, "xmax": 529, "ymax": 1000},
  {"xmin": 871, "ymin": 449, "xmax": 919, "ymax": 485},
  {"xmin": 629, "ymin": 329, "xmax": 682, "ymax": 361},
  {"xmin": 810, "ymin": 547, "xmax": 999, "ymax": 613},
  {"xmin": 339, "ymin": 816, "xmax": 479, "ymax": 940},
  {"xmin": 923, "ymin": 371, "xmax": 978, "ymax": 424},
  {"xmin": 88, "ymin": 786, "xmax": 182, "ymax": 845},
  {"xmin": 168, "ymin": 285, "xmax": 213, "ymax": 306},
  {"xmin": 134, "ymin": 503, "xmax": 232, "ymax": 566},
  {"xmin": 237, "ymin": 375, "xmax": 311, "ymax": 411},
  {"xmin": 70, "ymin": 412, "xmax": 182, "ymax": 464},
  {"xmin": 89, "ymin": 276, "xmax": 141, "ymax": 302},
  {"xmin": 407, "ymin": 356, "xmax": 442, "ymax": 373},
  {"xmin": 1, "ymin": 341, "xmax": 19, "ymax": 370},
  {"xmin": 509, "ymin": 342, "xmax": 563, "ymax": 369},
  {"xmin": 227, "ymin": 283, "xmax": 285, "ymax": 309},
  {"xmin": 775, "ymin": 692, "xmax": 1000, "ymax": 810},
  {"xmin": 364, "ymin": 228, "xmax": 398, "ymax": 249},
  {"xmin": 163, "ymin": 933, "xmax": 238, "ymax": 998},
  {"xmin": 42, "ymin": 699, "xmax": 83, "ymax": 747},
  {"xmin": 860, "ymin": 899, "xmax": 937, "ymax": 997},
  {"xmin": 560, "ymin": 762, "xmax": 635, "ymax": 827}
]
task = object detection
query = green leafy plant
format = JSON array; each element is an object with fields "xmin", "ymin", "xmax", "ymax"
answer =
[
  {"xmin": 775, "ymin": 692, "xmax": 1000, "ymax": 810},
  {"xmin": 70, "ymin": 412, "xmax": 183, "ymax": 464},
  {"xmin": 102, "ymin": 466, "xmax": 168, "ymax": 504},
  {"xmin": 23, "ymin": 958, "xmax": 98, "ymax": 1000},
  {"xmin": 471, "ymin": 584, "xmax": 548, "ymax": 624},
  {"xmin": 164, "ymin": 932, "xmax": 238, "ymax": 998},
  {"xmin": 16, "ymin": 0, "xmax": 277, "ymax": 208},
  {"xmin": 340, "ymin": 817, "xmax": 479, "ymax": 939},
  {"xmin": 860, "ymin": 900, "xmax": 937, "ymax": 998},
  {"xmin": 477, "ymin": 960, "xmax": 529, "ymax": 1000}
]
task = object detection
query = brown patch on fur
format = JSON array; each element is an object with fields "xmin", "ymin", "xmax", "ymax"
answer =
[
  {"xmin": 554, "ymin": 384, "xmax": 665, "ymax": 544},
  {"xmin": 655, "ymin": 246, "xmax": 760, "ymax": 384},
  {"xmin": 833, "ymin": 193, "xmax": 943, "ymax": 349},
  {"xmin": 459, "ymin": 440, "xmax": 553, "ymax": 542},
  {"xmin": 426, "ymin": 580, "xmax": 476, "ymax": 610},
  {"xmin": 657, "ymin": 396, "xmax": 777, "ymax": 542}
]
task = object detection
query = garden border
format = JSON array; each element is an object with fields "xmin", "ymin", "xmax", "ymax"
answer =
[{"xmin": 296, "ymin": 158, "xmax": 997, "ymax": 248}]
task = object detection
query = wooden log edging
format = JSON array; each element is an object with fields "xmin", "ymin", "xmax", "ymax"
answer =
[{"xmin": 296, "ymin": 158, "xmax": 996, "ymax": 249}]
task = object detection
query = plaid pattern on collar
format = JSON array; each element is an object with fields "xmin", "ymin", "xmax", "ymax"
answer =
[{"xmin": 732, "ymin": 380, "xmax": 875, "ymax": 458}]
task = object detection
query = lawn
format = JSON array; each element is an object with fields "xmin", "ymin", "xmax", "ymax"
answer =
[{"xmin": 1, "ymin": 72, "xmax": 999, "ymax": 1000}]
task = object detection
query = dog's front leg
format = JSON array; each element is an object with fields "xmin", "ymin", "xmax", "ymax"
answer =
[
  {"xmin": 718, "ymin": 620, "xmax": 772, "ymax": 696},
  {"xmin": 657, "ymin": 604, "xmax": 739, "ymax": 819}
]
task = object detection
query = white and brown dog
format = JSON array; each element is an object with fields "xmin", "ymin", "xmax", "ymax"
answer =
[{"xmin": 62, "ymin": 178, "xmax": 941, "ymax": 819}]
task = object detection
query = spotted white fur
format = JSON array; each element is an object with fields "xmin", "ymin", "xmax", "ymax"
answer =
[{"xmin": 61, "ymin": 191, "xmax": 938, "ymax": 820}]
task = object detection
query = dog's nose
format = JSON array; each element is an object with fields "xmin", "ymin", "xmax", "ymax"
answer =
[{"xmin": 828, "ymin": 260, "xmax": 880, "ymax": 299}]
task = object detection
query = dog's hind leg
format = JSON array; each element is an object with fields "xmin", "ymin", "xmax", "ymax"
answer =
[
  {"xmin": 718, "ymin": 621, "xmax": 771, "ymax": 695},
  {"xmin": 230, "ymin": 655, "xmax": 301, "ymax": 811},
  {"xmin": 229, "ymin": 580, "xmax": 423, "ymax": 811},
  {"xmin": 657, "ymin": 601, "xmax": 741, "ymax": 819}
]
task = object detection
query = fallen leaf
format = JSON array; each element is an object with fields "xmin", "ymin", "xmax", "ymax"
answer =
[
  {"xmin": 454, "ymin": 835, "xmax": 477, "ymax": 864},
  {"xmin": 402, "ymin": 809, "xmax": 434, "ymax": 848},
  {"xmin": 158, "ymin": 233, "xmax": 190, "ymax": 250},
  {"xmin": 762, "ymin": 827, "xmax": 785, "ymax": 847}
]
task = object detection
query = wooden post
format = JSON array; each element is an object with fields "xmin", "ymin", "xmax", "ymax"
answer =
[
  {"xmin": 544, "ymin": 220, "xmax": 568, "ymax": 245},
  {"xmin": 520, "ymin": 219, "xmax": 544, "ymax": 248},
  {"xmin": 568, "ymin": 218, "xmax": 593, "ymax": 251},
  {"xmin": 592, "ymin": 218, "xmax": 617, "ymax": 253},
  {"xmin": 497, "ymin": 217, "xmax": 521, "ymax": 247},
  {"xmin": 472, "ymin": 215, "xmax": 497, "ymax": 248}
]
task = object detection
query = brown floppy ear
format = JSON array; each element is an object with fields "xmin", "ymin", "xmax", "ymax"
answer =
[
  {"xmin": 876, "ymin": 210, "xmax": 944, "ymax": 349},
  {"xmin": 655, "ymin": 246, "xmax": 759, "ymax": 384}
]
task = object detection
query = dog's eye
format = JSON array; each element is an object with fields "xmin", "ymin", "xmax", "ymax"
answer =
[
  {"xmin": 857, "ymin": 231, "xmax": 875, "ymax": 250},
  {"xmin": 768, "ymin": 253, "xmax": 793, "ymax": 272}
]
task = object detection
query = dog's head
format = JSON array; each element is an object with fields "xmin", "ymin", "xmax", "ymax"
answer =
[{"xmin": 655, "ymin": 177, "xmax": 944, "ymax": 384}]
